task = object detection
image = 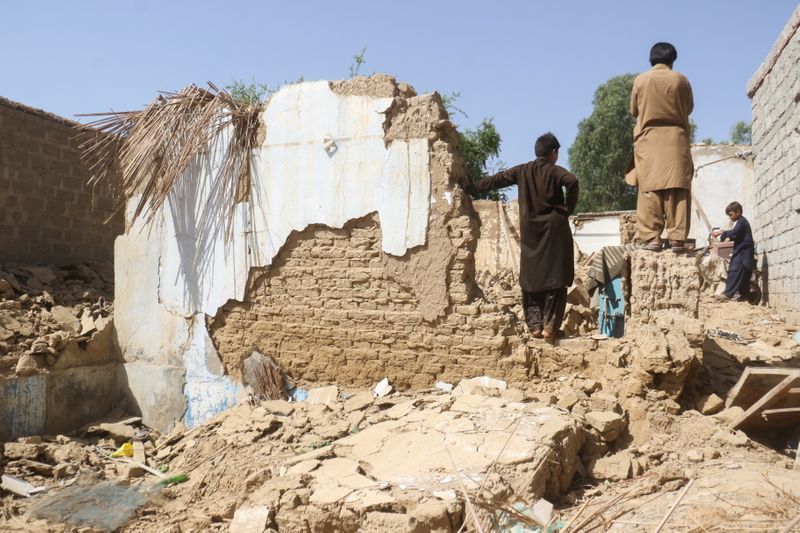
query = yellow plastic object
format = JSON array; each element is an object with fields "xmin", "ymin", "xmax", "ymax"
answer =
[{"xmin": 110, "ymin": 442, "xmax": 133, "ymax": 458}]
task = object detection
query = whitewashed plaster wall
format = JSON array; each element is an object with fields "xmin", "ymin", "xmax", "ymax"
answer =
[
  {"xmin": 115, "ymin": 81, "xmax": 433, "ymax": 431},
  {"xmin": 689, "ymin": 144, "xmax": 754, "ymax": 244},
  {"xmin": 571, "ymin": 216, "xmax": 624, "ymax": 255}
]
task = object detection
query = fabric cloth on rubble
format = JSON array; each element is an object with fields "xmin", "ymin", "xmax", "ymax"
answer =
[
  {"xmin": 721, "ymin": 216, "xmax": 755, "ymax": 299},
  {"xmin": 585, "ymin": 244, "xmax": 639, "ymax": 296},
  {"xmin": 630, "ymin": 63, "xmax": 694, "ymax": 243},
  {"xmin": 523, "ymin": 288, "xmax": 567, "ymax": 335},
  {"xmin": 469, "ymin": 157, "xmax": 579, "ymax": 293}
]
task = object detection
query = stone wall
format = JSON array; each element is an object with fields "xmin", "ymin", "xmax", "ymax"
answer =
[
  {"xmin": 0, "ymin": 96, "xmax": 122, "ymax": 266},
  {"xmin": 747, "ymin": 6, "xmax": 800, "ymax": 310}
]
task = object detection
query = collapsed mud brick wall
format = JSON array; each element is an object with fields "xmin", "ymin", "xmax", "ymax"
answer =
[
  {"xmin": 207, "ymin": 81, "xmax": 531, "ymax": 392},
  {"xmin": 747, "ymin": 5, "xmax": 800, "ymax": 310},
  {"xmin": 627, "ymin": 250, "xmax": 700, "ymax": 321},
  {"xmin": 115, "ymin": 75, "xmax": 714, "ymax": 433},
  {"xmin": 113, "ymin": 75, "xmax": 539, "ymax": 432},
  {"xmin": 0, "ymin": 97, "xmax": 122, "ymax": 265}
]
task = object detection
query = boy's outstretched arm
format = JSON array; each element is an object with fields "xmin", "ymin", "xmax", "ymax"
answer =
[{"xmin": 463, "ymin": 165, "xmax": 521, "ymax": 196}]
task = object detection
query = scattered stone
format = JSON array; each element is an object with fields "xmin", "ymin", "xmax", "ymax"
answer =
[
  {"xmin": 500, "ymin": 388, "xmax": 525, "ymax": 402},
  {"xmin": 230, "ymin": 505, "xmax": 273, "ymax": 533},
  {"xmin": 344, "ymin": 391, "xmax": 374, "ymax": 412},
  {"xmin": 590, "ymin": 452, "xmax": 632, "ymax": 481},
  {"xmin": 306, "ymin": 385, "xmax": 339, "ymax": 405},
  {"xmin": 585, "ymin": 411, "xmax": 626, "ymax": 442},
  {"xmin": 687, "ymin": 450, "xmax": 704, "ymax": 463},
  {"xmin": 703, "ymin": 447, "xmax": 721, "ymax": 460},
  {"xmin": 589, "ymin": 392, "xmax": 621, "ymax": 413},
  {"xmin": 15, "ymin": 354, "xmax": 42, "ymax": 376},
  {"xmin": 435, "ymin": 381, "xmax": 454, "ymax": 393},
  {"xmin": 557, "ymin": 389, "xmax": 583, "ymax": 410},
  {"xmin": 453, "ymin": 375, "xmax": 508, "ymax": 396},
  {"xmin": 696, "ymin": 393, "xmax": 724, "ymax": 415},
  {"xmin": 262, "ymin": 400, "xmax": 295, "ymax": 417},
  {"xmin": 663, "ymin": 399, "xmax": 681, "ymax": 415},
  {"xmin": 713, "ymin": 406, "xmax": 745, "ymax": 425}
]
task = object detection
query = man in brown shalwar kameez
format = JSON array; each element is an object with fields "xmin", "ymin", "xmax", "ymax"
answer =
[
  {"xmin": 629, "ymin": 42, "xmax": 694, "ymax": 251},
  {"xmin": 466, "ymin": 133, "xmax": 579, "ymax": 342}
]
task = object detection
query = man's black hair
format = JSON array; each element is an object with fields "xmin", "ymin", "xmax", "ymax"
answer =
[
  {"xmin": 650, "ymin": 42, "xmax": 678, "ymax": 66},
  {"xmin": 726, "ymin": 201, "xmax": 743, "ymax": 215},
  {"xmin": 535, "ymin": 132, "xmax": 560, "ymax": 158}
]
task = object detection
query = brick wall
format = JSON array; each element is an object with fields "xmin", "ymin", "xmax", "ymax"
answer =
[
  {"xmin": 747, "ymin": 6, "xmax": 800, "ymax": 310},
  {"xmin": 209, "ymin": 214, "xmax": 534, "ymax": 390},
  {"xmin": 0, "ymin": 96, "xmax": 122, "ymax": 266}
]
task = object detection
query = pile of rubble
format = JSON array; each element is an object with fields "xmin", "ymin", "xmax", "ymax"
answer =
[{"xmin": 0, "ymin": 263, "xmax": 113, "ymax": 377}]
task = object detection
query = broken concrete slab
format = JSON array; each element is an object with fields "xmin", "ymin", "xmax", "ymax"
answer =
[
  {"xmin": 452, "ymin": 375, "xmax": 508, "ymax": 396},
  {"xmin": 344, "ymin": 391, "xmax": 374, "ymax": 412},
  {"xmin": 229, "ymin": 505, "xmax": 273, "ymax": 533}
]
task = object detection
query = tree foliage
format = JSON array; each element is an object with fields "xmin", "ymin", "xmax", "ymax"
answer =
[
  {"xmin": 442, "ymin": 93, "xmax": 508, "ymax": 202},
  {"xmin": 226, "ymin": 78, "xmax": 305, "ymax": 105},
  {"xmin": 459, "ymin": 119, "xmax": 507, "ymax": 202},
  {"xmin": 568, "ymin": 74, "xmax": 638, "ymax": 213},
  {"xmin": 730, "ymin": 121, "xmax": 752, "ymax": 144}
]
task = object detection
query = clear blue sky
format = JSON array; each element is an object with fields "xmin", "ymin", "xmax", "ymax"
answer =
[{"xmin": 2, "ymin": 0, "xmax": 796, "ymax": 176}]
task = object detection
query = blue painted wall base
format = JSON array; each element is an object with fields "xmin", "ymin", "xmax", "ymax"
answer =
[{"xmin": 599, "ymin": 276, "xmax": 625, "ymax": 338}]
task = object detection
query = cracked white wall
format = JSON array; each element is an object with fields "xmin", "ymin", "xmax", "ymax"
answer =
[{"xmin": 115, "ymin": 81, "xmax": 433, "ymax": 430}]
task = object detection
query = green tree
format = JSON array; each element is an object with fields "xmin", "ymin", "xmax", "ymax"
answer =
[
  {"xmin": 459, "ymin": 119, "xmax": 507, "ymax": 202},
  {"xmin": 730, "ymin": 121, "xmax": 752, "ymax": 144},
  {"xmin": 569, "ymin": 74, "xmax": 637, "ymax": 213},
  {"xmin": 442, "ymin": 93, "xmax": 508, "ymax": 202}
]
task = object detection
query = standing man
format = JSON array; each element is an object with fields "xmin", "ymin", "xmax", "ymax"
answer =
[
  {"xmin": 465, "ymin": 133, "xmax": 579, "ymax": 342},
  {"xmin": 630, "ymin": 42, "xmax": 694, "ymax": 251}
]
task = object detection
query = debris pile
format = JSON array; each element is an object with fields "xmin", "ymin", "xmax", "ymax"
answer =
[{"xmin": 0, "ymin": 263, "xmax": 113, "ymax": 377}]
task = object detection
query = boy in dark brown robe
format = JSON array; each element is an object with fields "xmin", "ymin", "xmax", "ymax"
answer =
[{"xmin": 465, "ymin": 133, "xmax": 580, "ymax": 342}]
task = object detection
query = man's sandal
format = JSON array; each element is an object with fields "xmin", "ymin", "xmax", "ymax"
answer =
[{"xmin": 642, "ymin": 238, "xmax": 662, "ymax": 251}]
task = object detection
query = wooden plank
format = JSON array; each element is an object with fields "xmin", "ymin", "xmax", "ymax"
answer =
[
  {"xmin": 732, "ymin": 375, "xmax": 800, "ymax": 431},
  {"xmin": 725, "ymin": 367, "xmax": 800, "ymax": 409},
  {"xmin": 132, "ymin": 441, "xmax": 146, "ymax": 464},
  {"xmin": 1, "ymin": 474, "xmax": 45, "ymax": 497},
  {"xmin": 760, "ymin": 407, "xmax": 800, "ymax": 427}
]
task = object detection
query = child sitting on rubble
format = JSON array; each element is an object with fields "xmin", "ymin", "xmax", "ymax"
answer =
[{"xmin": 712, "ymin": 201, "xmax": 755, "ymax": 302}]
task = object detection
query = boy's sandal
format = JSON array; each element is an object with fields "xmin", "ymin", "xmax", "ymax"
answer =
[{"xmin": 670, "ymin": 241, "xmax": 684, "ymax": 252}]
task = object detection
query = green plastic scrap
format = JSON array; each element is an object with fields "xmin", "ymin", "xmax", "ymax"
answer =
[{"xmin": 156, "ymin": 473, "xmax": 188, "ymax": 486}]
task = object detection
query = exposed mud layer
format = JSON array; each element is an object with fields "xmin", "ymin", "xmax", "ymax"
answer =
[{"xmin": 329, "ymin": 74, "xmax": 399, "ymax": 98}]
